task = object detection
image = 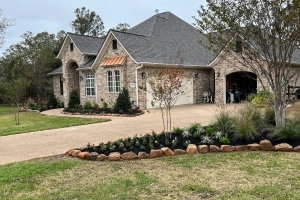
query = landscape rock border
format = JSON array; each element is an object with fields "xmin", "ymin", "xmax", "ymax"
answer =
[
  {"xmin": 61, "ymin": 110, "xmax": 145, "ymax": 117},
  {"xmin": 65, "ymin": 140, "xmax": 300, "ymax": 161}
]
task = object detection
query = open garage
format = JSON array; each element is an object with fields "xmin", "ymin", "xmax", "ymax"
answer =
[{"xmin": 225, "ymin": 71, "xmax": 257, "ymax": 103}]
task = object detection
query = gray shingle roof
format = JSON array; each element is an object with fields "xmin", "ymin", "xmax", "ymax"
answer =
[
  {"xmin": 292, "ymin": 48, "xmax": 300, "ymax": 64},
  {"xmin": 68, "ymin": 33, "xmax": 105, "ymax": 55},
  {"xmin": 48, "ymin": 66, "xmax": 62, "ymax": 75},
  {"xmin": 77, "ymin": 57, "xmax": 96, "ymax": 70},
  {"xmin": 112, "ymin": 12, "xmax": 218, "ymax": 66}
]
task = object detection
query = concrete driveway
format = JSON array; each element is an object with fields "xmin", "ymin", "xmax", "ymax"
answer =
[{"xmin": 0, "ymin": 104, "xmax": 239, "ymax": 165}]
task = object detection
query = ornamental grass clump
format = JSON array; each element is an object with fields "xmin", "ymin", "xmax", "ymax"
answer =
[
  {"xmin": 232, "ymin": 103, "xmax": 266, "ymax": 141},
  {"xmin": 273, "ymin": 116, "xmax": 300, "ymax": 140},
  {"xmin": 212, "ymin": 104, "xmax": 233, "ymax": 135}
]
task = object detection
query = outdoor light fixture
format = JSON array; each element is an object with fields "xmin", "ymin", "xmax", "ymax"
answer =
[
  {"xmin": 61, "ymin": 77, "xmax": 65, "ymax": 81},
  {"xmin": 216, "ymin": 72, "xmax": 220, "ymax": 77},
  {"xmin": 258, "ymin": 69, "xmax": 263, "ymax": 75},
  {"xmin": 79, "ymin": 76, "xmax": 83, "ymax": 81},
  {"xmin": 195, "ymin": 73, "xmax": 199, "ymax": 78},
  {"xmin": 141, "ymin": 72, "xmax": 146, "ymax": 78}
]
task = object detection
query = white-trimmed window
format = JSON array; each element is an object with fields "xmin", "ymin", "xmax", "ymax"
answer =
[
  {"xmin": 86, "ymin": 73, "xmax": 95, "ymax": 96},
  {"xmin": 107, "ymin": 70, "xmax": 121, "ymax": 93},
  {"xmin": 115, "ymin": 70, "xmax": 120, "ymax": 92}
]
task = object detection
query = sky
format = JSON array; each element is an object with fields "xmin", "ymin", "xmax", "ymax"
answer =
[{"xmin": 0, "ymin": 0, "xmax": 207, "ymax": 56}]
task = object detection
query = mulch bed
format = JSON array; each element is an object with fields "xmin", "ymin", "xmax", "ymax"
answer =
[{"xmin": 81, "ymin": 130, "xmax": 300, "ymax": 156}]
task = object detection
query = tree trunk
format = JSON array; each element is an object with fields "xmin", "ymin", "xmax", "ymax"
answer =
[{"xmin": 274, "ymin": 97, "xmax": 286, "ymax": 126}]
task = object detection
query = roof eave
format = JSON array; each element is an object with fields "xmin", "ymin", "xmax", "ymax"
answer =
[
  {"xmin": 47, "ymin": 72, "xmax": 62, "ymax": 76},
  {"xmin": 139, "ymin": 62, "xmax": 212, "ymax": 69}
]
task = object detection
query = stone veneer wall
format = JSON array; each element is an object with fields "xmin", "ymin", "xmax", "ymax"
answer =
[
  {"xmin": 211, "ymin": 54, "xmax": 300, "ymax": 103},
  {"xmin": 211, "ymin": 55, "xmax": 269, "ymax": 104},
  {"xmin": 61, "ymin": 40, "xmax": 86, "ymax": 106},
  {"xmin": 92, "ymin": 38, "xmax": 139, "ymax": 108},
  {"xmin": 52, "ymin": 75, "xmax": 64, "ymax": 102}
]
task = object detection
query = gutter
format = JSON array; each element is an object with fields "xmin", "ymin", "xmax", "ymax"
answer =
[
  {"xmin": 139, "ymin": 62, "xmax": 212, "ymax": 69},
  {"xmin": 135, "ymin": 64, "xmax": 144, "ymax": 107}
]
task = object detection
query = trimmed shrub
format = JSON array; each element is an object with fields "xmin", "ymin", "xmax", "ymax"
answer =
[
  {"xmin": 47, "ymin": 93, "xmax": 57, "ymax": 109},
  {"xmin": 68, "ymin": 90, "xmax": 80, "ymax": 109},
  {"xmin": 115, "ymin": 88, "xmax": 131, "ymax": 113},
  {"xmin": 84, "ymin": 101, "xmax": 92, "ymax": 110},
  {"xmin": 251, "ymin": 90, "xmax": 273, "ymax": 107}
]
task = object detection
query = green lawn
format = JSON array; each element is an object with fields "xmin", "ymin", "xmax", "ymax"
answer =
[
  {"xmin": 0, "ymin": 106, "xmax": 110, "ymax": 136},
  {"xmin": 1, "ymin": 152, "xmax": 300, "ymax": 199}
]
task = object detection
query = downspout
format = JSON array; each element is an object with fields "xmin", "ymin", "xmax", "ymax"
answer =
[
  {"xmin": 135, "ymin": 64, "xmax": 144, "ymax": 107},
  {"xmin": 91, "ymin": 68, "xmax": 98, "ymax": 103}
]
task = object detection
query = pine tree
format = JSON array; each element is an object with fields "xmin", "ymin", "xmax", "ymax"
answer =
[
  {"xmin": 68, "ymin": 90, "xmax": 80, "ymax": 109},
  {"xmin": 115, "ymin": 88, "xmax": 131, "ymax": 113},
  {"xmin": 47, "ymin": 92, "xmax": 57, "ymax": 109}
]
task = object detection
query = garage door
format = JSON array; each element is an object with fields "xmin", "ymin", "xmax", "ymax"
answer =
[{"xmin": 146, "ymin": 76, "xmax": 193, "ymax": 109}]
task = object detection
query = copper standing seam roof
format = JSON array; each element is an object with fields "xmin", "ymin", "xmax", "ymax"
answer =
[{"xmin": 100, "ymin": 56, "xmax": 126, "ymax": 67}]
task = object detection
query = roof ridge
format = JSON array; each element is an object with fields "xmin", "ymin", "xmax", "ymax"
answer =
[
  {"xmin": 111, "ymin": 29, "xmax": 147, "ymax": 37},
  {"xmin": 67, "ymin": 32, "xmax": 104, "ymax": 39}
]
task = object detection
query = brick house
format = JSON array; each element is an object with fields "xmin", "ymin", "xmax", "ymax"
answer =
[{"xmin": 48, "ymin": 11, "xmax": 300, "ymax": 109}]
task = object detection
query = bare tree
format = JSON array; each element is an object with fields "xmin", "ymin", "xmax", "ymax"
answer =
[
  {"xmin": 0, "ymin": 9, "xmax": 15, "ymax": 48},
  {"xmin": 145, "ymin": 53, "xmax": 187, "ymax": 136},
  {"xmin": 194, "ymin": 0, "xmax": 300, "ymax": 126}
]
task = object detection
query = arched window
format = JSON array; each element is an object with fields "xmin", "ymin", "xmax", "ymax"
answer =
[
  {"xmin": 107, "ymin": 71, "xmax": 113, "ymax": 92},
  {"xmin": 115, "ymin": 70, "xmax": 120, "ymax": 93}
]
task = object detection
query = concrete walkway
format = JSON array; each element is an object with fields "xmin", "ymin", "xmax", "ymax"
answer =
[{"xmin": 0, "ymin": 104, "xmax": 240, "ymax": 165}]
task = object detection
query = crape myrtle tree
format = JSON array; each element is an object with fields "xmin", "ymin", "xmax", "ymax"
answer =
[
  {"xmin": 70, "ymin": 7, "xmax": 105, "ymax": 37},
  {"xmin": 146, "ymin": 53, "xmax": 187, "ymax": 136},
  {"xmin": 194, "ymin": 0, "xmax": 300, "ymax": 126}
]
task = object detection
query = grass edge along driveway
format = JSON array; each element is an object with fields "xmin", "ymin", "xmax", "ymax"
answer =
[{"xmin": 0, "ymin": 106, "xmax": 110, "ymax": 136}]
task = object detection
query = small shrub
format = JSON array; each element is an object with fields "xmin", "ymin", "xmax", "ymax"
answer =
[
  {"xmin": 200, "ymin": 135, "xmax": 214, "ymax": 144},
  {"xmin": 251, "ymin": 90, "xmax": 274, "ymax": 108},
  {"xmin": 115, "ymin": 88, "xmax": 131, "ymax": 113},
  {"xmin": 165, "ymin": 139, "xmax": 170, "ymax": 145},
  {"xmin": 205, "ymin": 126, "xmax": 215, "ymax": 136},
  {"xmin": 102, "ymin": 101, "xmax": 108, "ymax": 110},
  {"xmin": 190, "ymin": 122, "xmax": 200, "ymax": 133},
  {"xmin": 57, "ymin": 99, "xmax": 64, "ymax": 108},
  {"xmin": 172, "ymin": 137, "xmax": 179, "ymax": 148},
  {"xmin": 28, "ymin": 102, "xmax": 38, "ymax": 110},
  {"xmin": 219, "ymin": 134, "xmax": 230, "ymax": 144},
  {"xmin": 173, "ymin": 126, "xmax": 182, "ymax": 135},
  {"xmin": 214, "ymin": 131, "xmax": 223, "ymax": 140},
  {"xmin": 196, "ymin": 126, "xmax": 205, "ymax": 134},
  {"xmin": 193, "ymin": 131, "xmax": 200, "ymax": 138},
  {"xmin": 68, "ymin": 90, "xmax": 80, "ymax": 109},
  {"xmin": 247, "ymin": 93, "xmax": 256, "ymax": 102},
  {"xmin": 182, "ymin": 127, "xmax": 191, "ymax": 137},
  {"xmin": 84, "ymin": 101, "xmax": 92, "ymax": 110},
  {"xmin": 183, "ymin": 140, "xmax": 191, "ymax": 147},
  {"xmin": 47, "ymin": 92, "xmax": 57, "ymax": 109}
]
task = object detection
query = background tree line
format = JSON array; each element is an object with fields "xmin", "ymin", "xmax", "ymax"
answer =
[{"xmin": 0, "ymin": 6, "xmax": 130, "ymax": 110}]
